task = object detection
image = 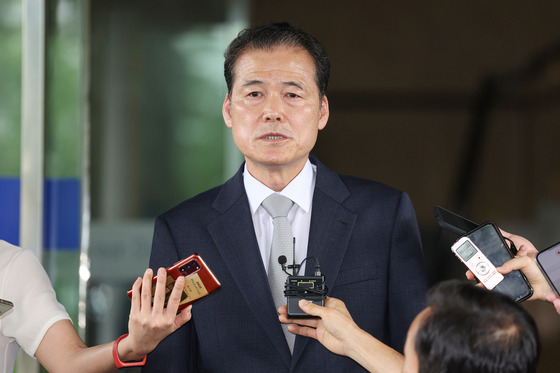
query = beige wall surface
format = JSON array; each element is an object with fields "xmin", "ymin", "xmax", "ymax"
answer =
[{"xmin": 253, "ymin": 1, "xmax": 560, "ymax": 224}]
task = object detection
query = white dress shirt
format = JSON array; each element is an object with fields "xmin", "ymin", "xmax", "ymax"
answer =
[{"xmin": 244, "ymin": 160, "xmax": 316, "ymax": 276}]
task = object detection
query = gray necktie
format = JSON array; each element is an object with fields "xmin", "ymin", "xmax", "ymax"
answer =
[{"xmin": 261, "ymin": 193, "xmax": 295, "ymax": 352}]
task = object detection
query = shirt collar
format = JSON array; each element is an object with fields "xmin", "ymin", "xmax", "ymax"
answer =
[{"xmin": 243, "ymin": 159, "xmax": 316, "ymax": 215}]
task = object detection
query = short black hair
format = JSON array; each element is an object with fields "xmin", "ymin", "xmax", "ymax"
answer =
[
  {"xmin": 416, "ymin": 280, "xmax": 540, "ymax": 373},
  {"xmin": 224, "ymin": 22, "xmax": 330, "ymax": 97}
]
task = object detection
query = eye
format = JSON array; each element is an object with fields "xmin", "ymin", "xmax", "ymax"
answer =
[
  {"xmin": 248, "ymin": 91, "xmax": 261, "ymax": 98},
  {"xmin": 286, "ymin": 92, "xmax": 300, "ymax": 99}
]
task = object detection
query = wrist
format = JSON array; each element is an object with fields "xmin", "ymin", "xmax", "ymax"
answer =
[
  {"xmin": 347, "ymin": 328, "xmax": 404, "ymax": 373},
  {"xmin": 344, "ymin": 327, "xmax": 371, "ymax": 359},
  {"xmin": 113, "ymin": 334, "xmax": 147, "ymax": 368}
]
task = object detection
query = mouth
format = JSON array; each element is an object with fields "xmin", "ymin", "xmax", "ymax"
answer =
[{"xmin": 261, "ymin": 133, "xmax": 288, "ymax": 141}]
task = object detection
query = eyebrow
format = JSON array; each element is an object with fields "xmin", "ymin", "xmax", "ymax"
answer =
[{"xmin": 240, "ymin": 80, "xmax": 305, "ymax": 91}]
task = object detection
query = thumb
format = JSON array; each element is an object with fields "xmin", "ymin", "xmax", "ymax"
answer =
[
  {"xmin": 298, "ymin": 299, "xmax": 323, "ymax": 318},
  {"xmin": 497, "ymin": 255, "xmax": 530, "ymax": 274},
  {"xmin": 174, "ymin": 305, "xmax": 192, "ymax": 330},
  {"xmin": 516, "ymin": 245, "xmax": 528, "ymax": 257}
]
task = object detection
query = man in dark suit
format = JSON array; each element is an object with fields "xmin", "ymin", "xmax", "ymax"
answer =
[{"xmin": 143, "ymin": 22, "xmax": 428, "ymax": 372}]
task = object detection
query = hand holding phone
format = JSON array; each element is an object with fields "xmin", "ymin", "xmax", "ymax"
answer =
[
  {"xmin": 128, "ymin": 254, "xmax": 221, "ymax": 311},
  {"xmin": 460, "ymin": 222, "xmax": 533, "ymax": 302},
  {"xmin": 125, "ymin": 267, "xmax": 193, "ymax": 358}
]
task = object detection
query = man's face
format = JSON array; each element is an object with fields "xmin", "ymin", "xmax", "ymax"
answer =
[
  {"xmin": 222, "ymin": 45, "xmax": 329, "ymax": 177},
  {"xmin": 402, "ymin": 307, "xmax": 430, "ymax": 373}
]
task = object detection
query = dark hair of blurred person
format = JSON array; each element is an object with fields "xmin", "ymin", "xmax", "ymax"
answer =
[{"xmin": 415, "ymin": 280, "xmax": 540, "ymax": 373}]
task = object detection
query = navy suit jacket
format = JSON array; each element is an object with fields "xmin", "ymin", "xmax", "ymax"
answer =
[{"xmin": 143, "ymin": 156, "xmax": 428, "ymax": 372}]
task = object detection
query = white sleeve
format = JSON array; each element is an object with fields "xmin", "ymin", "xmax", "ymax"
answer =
[{"xmin": 1, "ymin": 245, "xmax": 71, "ymax": 357}]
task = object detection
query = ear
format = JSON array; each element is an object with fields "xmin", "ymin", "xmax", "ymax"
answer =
[
  {"xmin": 318, "ymin": 95, "xmax": 329, "ymax": 130},
  {"xmin": 222, "ymin": 93, "xmax": 233, "ymax": 128}
]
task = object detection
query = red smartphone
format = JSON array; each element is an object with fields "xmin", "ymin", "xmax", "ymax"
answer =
[{"xmin": 128, "ymin": 254, "xmax": 221, "ymax": 311}]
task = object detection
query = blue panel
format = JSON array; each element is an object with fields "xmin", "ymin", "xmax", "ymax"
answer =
[
  {"xmin": 0, "ymin": 178, "xmax": 20, "ymax": 246},
  {"xmin": 44, "ymin": 178, "xmax": 81, "ymax": 250}
]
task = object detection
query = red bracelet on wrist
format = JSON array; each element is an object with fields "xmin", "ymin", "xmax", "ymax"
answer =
[{"xmin": 112, "ymin": 333, "xmax": 147, "ymax": 369}]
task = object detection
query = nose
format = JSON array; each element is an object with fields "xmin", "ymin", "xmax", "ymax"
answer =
[
  {"xmin": 264, "ymin": 113, "xmax": 282, "ymax": 122},
  {"xmin": 263, "ymin": 95, "xmax": 283, "ymax": 122}
]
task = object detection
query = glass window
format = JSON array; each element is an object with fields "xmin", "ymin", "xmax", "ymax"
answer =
[{"xmin": 87, "ymin": 0, "xmax": 246, "ymax": 345}]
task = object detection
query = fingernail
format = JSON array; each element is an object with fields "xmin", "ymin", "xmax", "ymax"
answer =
[{"xmin": 299, "ymin": 299, "xmax": 309, "ymax": 307}]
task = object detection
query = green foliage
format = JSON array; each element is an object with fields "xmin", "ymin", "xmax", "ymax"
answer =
[
  {"xmin": 45, "ymin": 0, "xmax": 82, "ymax": 178},
  {"xmin": 0, "ymin": 0, "xmax": 22, "ymax": 176}
]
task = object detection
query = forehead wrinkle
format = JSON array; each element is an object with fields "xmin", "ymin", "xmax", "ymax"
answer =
[
  {"xmin": 282, "ymin": 81, "xmax": 304, "ymax": 90},
  {"xmin": 241, "ymin": 79, "xmax": 264, "ymax": 88}
]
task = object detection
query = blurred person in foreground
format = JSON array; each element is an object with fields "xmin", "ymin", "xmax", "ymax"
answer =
[
  {"xmin": 0, "ymin": 240, "xmax": 191, "ymax": 372},
  {"xmin": 279, "ymin": 280, "xmax": 540, "ymax": 373}
]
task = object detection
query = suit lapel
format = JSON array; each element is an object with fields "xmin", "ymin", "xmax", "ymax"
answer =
[
  {"xmin": 291, "ymin": 157, "xmax": 358, "ymax": 367},
  {"xmin": 206, "ymin": 159, "xmax": 357, "ymax": 368},
  {"xmin": 207, "ymin": 167, "xmax": 293, "ymax": 366}
]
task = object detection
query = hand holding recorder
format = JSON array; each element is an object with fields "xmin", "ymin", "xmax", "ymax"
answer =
[
  {"xmin": 278, "ymin": 297, "xmax": 403, "ymax": 373},
  {"xmin": 434, "ymin": 207, "xmax": 533, "ymax": 302},
  {"xmin": 466, "ymin": 229, "xmax": 560, "ymax": 316},
  {"xmin": 278, "ymin": 297, "xmax": 356, "ymax": 356},
  {"xmin": 495, "ymin": 230, "xmax": 552, "ymax": 301},
  {"xmin": 457, "ymin": 222, "xmax": 533, "ymax": 302}
]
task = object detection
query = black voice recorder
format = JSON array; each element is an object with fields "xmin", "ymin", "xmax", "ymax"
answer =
[{"xmin": 278, "ymin": 248, "xmax": 327, "ymax": 319}]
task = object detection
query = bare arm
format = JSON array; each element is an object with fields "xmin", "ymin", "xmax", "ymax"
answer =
[
  {"xmin": 278, "ymin": 297, "xmax": 403, "ymax": 373},
  {"xmin": 35, "ymin": 267, "xmax": 191, "ymax": 372}
]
